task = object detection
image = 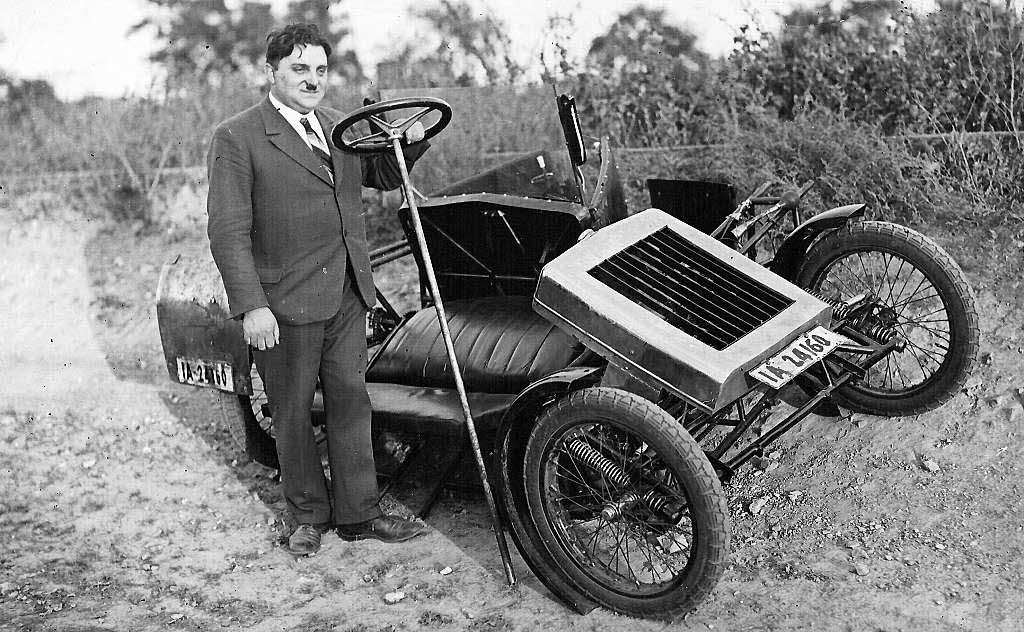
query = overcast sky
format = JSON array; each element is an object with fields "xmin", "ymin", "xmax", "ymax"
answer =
[{"xmin": 0, "ymin": 0, "xmax": 937, "ymax": 100}]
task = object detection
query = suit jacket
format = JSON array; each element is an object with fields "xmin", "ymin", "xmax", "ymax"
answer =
[{"xmin": 207, "ymin": 96, "xmax": 428, "ymax": 324}]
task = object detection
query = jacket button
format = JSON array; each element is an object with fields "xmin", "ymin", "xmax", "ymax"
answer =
[{"xmin": 322, "ymin": 267, "xmax": 327, "ymax": 274}]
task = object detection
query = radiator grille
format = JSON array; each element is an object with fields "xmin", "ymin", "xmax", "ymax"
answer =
[{"xmin": 587, "ymin": 227, "xmax": 794, "ymax": 350}]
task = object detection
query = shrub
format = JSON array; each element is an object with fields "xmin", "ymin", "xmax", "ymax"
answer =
[{"xmin": 611, "ymin": 110, "xmax": 961, "ymax": 227}]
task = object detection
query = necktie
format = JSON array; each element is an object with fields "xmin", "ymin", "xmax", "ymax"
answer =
[{"xmin": 300, "ymin": 117, "xmax": 334, "ymax": 183}]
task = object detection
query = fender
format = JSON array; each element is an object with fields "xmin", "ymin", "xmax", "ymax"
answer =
[
  {"xmin": 156, "ymin": 253, "xmax": 252, "ymax": 395},
  {"xmin": 493, "ymin": 365, "xmax": 603, "ymax": 615},
  {"xmin": 770, "ymin": 203, "xmax": 866, "ymax": 281},
  {"xmin": 496, "ymin": 366, "xmax": 604, "ymax": 442}
]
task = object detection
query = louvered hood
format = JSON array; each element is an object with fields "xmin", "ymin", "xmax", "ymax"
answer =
[{"xmin": 533, "ymin": 209, "xmax": 833, "ymax": 412}]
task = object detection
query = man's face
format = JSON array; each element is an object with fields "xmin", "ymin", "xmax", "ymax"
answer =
[{"xmin": 266, "ymin": 44, "xmax": 328, "ymax": 113}]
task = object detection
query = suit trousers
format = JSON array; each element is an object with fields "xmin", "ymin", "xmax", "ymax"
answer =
[{"xmin": 252, "ymin": 273, "xmax": 382, "ymax": 526}]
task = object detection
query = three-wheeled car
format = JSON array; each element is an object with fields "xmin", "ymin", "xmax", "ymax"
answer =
[{"xmin": 156, "ymin": 91, "xmax": 979, "ymax": 619}]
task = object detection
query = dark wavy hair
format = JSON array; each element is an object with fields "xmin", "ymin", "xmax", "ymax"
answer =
[{"xmin": 266, "ymin": 23, "xmax": 332, "ymax": 68}]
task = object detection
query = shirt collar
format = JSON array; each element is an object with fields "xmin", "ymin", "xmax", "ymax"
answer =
[{"xmin": 268, "ymin": 91, "xmax": 325, "ymax": 139}]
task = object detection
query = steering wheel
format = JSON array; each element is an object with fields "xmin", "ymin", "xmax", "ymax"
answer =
[{"xmin": 330, "ymin": 97, "xmax": 452, "ymax": 154}]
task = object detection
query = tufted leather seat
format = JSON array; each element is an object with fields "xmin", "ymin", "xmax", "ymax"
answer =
[{"xmin": 366, "ymin": 296, "xmax": 583, "ymax": 394}]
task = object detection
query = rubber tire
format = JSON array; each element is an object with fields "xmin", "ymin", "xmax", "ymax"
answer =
[
  {"xmin": 214, "ymin": 388, "xmax": 279, "ymax": 469},
  {"xmin": 797, "ymin": 221, "xmax": 980, "ymax": 416},
  {"xmin": 522, "ymin": 387, "xmax": 730, "ymax": 620}
]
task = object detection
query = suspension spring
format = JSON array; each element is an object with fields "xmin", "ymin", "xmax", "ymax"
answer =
[
  {"xmin": 809, "ymin": 291, "xmax": 852, "ymax": 320},
  {"xmin": 566, "ymin": 438, "xmax": 632, "ymax": 488},
  {"xmin": 862, "ymin": 322, "xmax": 899, "ymax": 343},
  {"xmin": 641, "ymin": 489, "xmax": 670, "ymax": 515}
]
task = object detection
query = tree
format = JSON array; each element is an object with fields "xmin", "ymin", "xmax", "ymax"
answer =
[
  {"xmin": 585, "ymin": 6, "xmax": 708, "ymax": 77},
  {"xmin": 574, "ymin": 7, "xmax": 715, "ymax": 146},
  {"xmin": 410, "ymin": 0, "xmax": 523, "ymax": 85},
  {"xmin": 730, "ymin": 0, "xmax": 911, "ymax": 129},
  {"xmin": 375, "ymin": 44, "xmax": 475, "ymax": 89},
  {"xmin": 132, "ymin": 0, "xmax": 363, "ymax": 82}
]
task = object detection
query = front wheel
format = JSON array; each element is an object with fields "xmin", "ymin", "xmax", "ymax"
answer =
[
  {"xmin": 522, "ymin": 387, "xmax": 730, "ymax": 619},
  {"xmin": 797, "ymin": 221, "xmax": 980, "ymax": 416}
]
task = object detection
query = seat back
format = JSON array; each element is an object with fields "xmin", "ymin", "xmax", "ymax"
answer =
[{"xmin": 366, "ymin": 296, "xmax": 583, "ymax": 394}]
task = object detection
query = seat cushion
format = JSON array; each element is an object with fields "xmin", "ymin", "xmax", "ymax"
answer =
[{"xmin": 366, "ymin": 296, "xmax": 583, "ymax": 394}]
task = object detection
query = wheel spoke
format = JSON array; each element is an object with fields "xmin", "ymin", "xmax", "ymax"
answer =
[
  {"xmin": 902, "ymin": 322, "xmax": 951, "ymax": 341},
  {"xmin": 349, "ymin": 129, "xmax": 390, "ymax": 145},
  {"xmin": 902, "ymin": 337, "xmax": 945, "ymax": 364},
  {"xmin": 890, "ymin": 267, "xmax": 924, "ymax": 307},
  {"xmin": 552, "ymin": 490, "xmax": 600, "ymax": 514},
  {"xmin": 902, "ymin": 343, "xmax": 931, "ymax": 380},
  {"xmin": 891, "ymin": 289, "xmax": 940, "ymax": 311},
  {"xmin": 396, "ymin": 107, "xmax": 434, "ymax": 133},
  {"xmin": 538, "ymin": 419, "xmax": 703, "ymax": 593},
  {"xmin": 552, "ymin": 462, "xmax": 601, "ymax": 494},
  {"xmin": 838, "ymin": 257, "xmax": 875, "ymax": 294},
  {"xmin": 367, "ymin": 114, "xmax": 393, "ymax": 131},
  {"xmin": 893, "ymin": 349, "xmax": 918, "ymax": 387},
  {"xmin": 825, "ymin": 272, "xmax": 862, "ymax": 299},
  {"xmin": 621, "ymin": 525, "xmax": 642, "ymax": 585},
  {"xmin": 884, "ymin": 257, "xmax": 908, "ymax": 304},
  {"xmin": 855, "ymin": 252, "xmax": 880, "ymax": 295},
  {"xmin": 801, "ymin": 225, "xmax": 976, "ymax": 412}
]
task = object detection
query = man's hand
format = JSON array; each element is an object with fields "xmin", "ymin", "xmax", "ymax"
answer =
[
  {"xmin": 243, "ymin": 306, "xmax": 280, "ymax": 350},
  {"xmin": 404, "ymin": 121, "xmax": 425, "ymax": 144}
]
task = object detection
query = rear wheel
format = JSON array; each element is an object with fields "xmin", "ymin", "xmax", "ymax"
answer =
[
  {"xmin": 797, "ymin": 221, "xmax": 979, "ymax": 416},
  {"xmin": 214, "ymin": 363, "xmax": 279, "ymax": 468},
  {"xmin": 522, "ymin": 387, "xmax": 729, "ymax": 619}
]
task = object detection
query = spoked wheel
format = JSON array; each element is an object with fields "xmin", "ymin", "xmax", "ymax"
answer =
[
  {"xmin": 522, "ymin": 388, "xmax": 729, "ymax": 619},
  {"xmin": 214, "ymin": 363, "xmax": 328, "ymax": 469},
  {"xmin": 798, "ymin": 221, "xmax": 980, "ymax": 416}
]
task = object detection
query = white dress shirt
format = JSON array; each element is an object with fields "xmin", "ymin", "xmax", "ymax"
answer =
[{"xmin": 268, "ymin": 91, "xmax": 329, "ymax": 151}]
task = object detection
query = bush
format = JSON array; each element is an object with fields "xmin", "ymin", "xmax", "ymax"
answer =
[{"xmin": 608, "ymin": 110, "xmax": 959, "ymax": 227}]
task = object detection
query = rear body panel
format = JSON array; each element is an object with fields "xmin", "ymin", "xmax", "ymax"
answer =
[{"xmin": 156, "ymin": 253, "xmax": 251, "ymax": 395}]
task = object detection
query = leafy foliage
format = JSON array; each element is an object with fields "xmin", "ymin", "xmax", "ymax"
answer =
[
  {"xmin": 730, "ymin": 0, "xmax": 1024, "ymax": 136},
  {"xmin": 131, "ymin": 0, "xmax": 363, "ymax": 82},
  {"xmin": 569, "ymin": 7, "xmax": 722, "ymax": 147},
  {"xmin": 4, "ymin": 0, "xmax": 1023, "ymax": 229},
  {"xmin": 376, "ymin": 0, "xmax": 523, "ymax": 88},
  {"xmin": 572, "ymin": 0, "xmax": 1024, "ymax": 218}
]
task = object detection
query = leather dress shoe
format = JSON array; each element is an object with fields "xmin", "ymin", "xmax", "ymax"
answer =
[
  {"xmin": 287, "ymin": 523, "xmax": 324, "ymax": 556},
  {"xmin": 336, "ymin": 514, "xmax": 428, "ymax": 543}
]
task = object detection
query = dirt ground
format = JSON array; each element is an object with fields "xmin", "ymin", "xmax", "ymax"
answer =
[{"xmin": 1, "ymin": 207, "xmax": 1023, "ymax": 632}]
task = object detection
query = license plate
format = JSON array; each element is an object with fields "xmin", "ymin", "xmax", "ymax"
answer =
[
  {"xmin": 176, "ymin": 357, "xmax": 235, "ymax": 392},
  {"xmin": 749, "ymin": 326, "xmax": 851, "ymax": 390}
]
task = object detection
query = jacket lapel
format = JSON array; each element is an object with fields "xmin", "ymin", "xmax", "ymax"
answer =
[{"xmin": 260, "ymin": 97, "xmax": 334, "ymax": 187}]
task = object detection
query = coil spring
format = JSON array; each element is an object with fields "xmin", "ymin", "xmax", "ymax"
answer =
[
  {"xmin": 863, "ymin": 322, "xmax": 899, "ymax": 343},
  {"xmin": 641, "ymin": 489, "xmax": 670, "ymax": 514},
  {"xmin": 810, "ymin": 291, "xmax": 852, "ymax": 320},
  {"xmin": 566, "ymin": 438, "xmax": 632, "ymax": 488}
]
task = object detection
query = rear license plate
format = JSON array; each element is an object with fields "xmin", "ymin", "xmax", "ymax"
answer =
[
  {"xmin": 176, "ymin": 357, "xmax": 235, "ymax": 392},
  {"xmin": 749, "ymin": 326, "xmax": 851, "ymax": 390}
]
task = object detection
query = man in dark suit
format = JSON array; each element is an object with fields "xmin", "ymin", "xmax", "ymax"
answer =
[{"xmin": 207, "ymin": 23, "xmax": 429, "ymax": 555}]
